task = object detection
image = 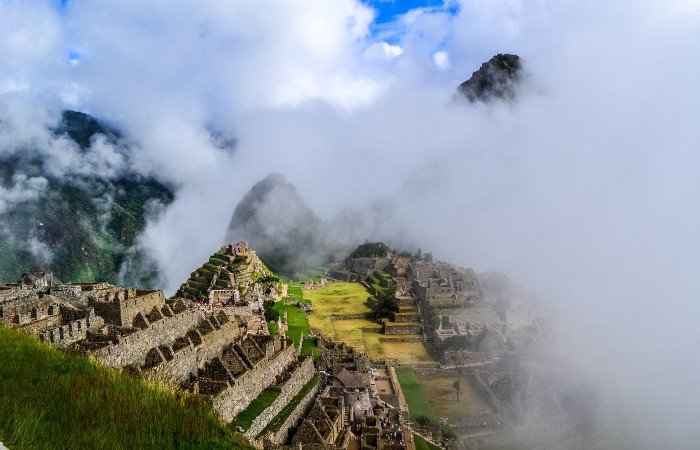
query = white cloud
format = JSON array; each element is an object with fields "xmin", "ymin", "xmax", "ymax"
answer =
[
  {"xmin": 382, "ymin": 42, "xmax": 403, "ymax": 58},
  {"xmin": 432, "ymin": 50, "xmax": 450, "ymax": 69}
]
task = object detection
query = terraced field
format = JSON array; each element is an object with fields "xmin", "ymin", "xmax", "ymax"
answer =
[{"xmin": 302, "ymin": 281, "xmax": 435, "ymax": 365}]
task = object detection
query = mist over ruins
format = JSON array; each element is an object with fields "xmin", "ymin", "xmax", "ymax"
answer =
[{"xmin": 2, "ymin": 1, "xmax": 700, "ymax": 450}]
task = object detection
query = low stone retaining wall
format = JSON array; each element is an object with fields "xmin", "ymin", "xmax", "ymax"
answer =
[
  {"xmin": 329, "ymin": 312, "xmax": 374, "ymax": 320},
  {"xmin": 245, "ymin": 357, "xmax": 315, "ymax": 439},
  {"xmin": 393, "ymin": 313, "xmax": 419, "ymax": 323},
  {"xmin": 393, "ymin": 363, "xmax": 441, "ymax": 370},
  {"xmin": 384, "ymin": 324, "xmax": 422, "ymax": 335},
  {"xmin": 378, "ymin": 336, "xmax": 423, "ymax": 343},
  {"xmin": 398, "ymin": 297, "xmax": 415, "ymax": 307},
  {"xmin": 468, "ymin": 373, "xmax": 499, "ymax": 412}
]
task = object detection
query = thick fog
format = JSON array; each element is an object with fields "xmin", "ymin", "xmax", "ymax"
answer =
[{"xmin": 1, "ymin": 0, "xmax": 700, "ymax": 447}]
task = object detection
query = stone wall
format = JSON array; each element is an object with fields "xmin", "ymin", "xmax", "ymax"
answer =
[
  {"xmin": 213, "ymin": 343, "xmax": 298, "ymax": 422},
  {"xmin": 245, "ymin": 356, "xmax": 315, "ymax": 439},
  {"xmin": 468, "ymin": 373, "xmax": 499, "ymax": 412},
  {"xmin": 264, "ymin": 376, "xmax": 320, "ymax": 446},
  {"xmin": 40, "ymin": 317, "xmax": 88, "ymax": 346},
  {"xmin": 378, "ymin": 336, "xmax": 423, "ymax": 342},
  {"xmin": 20, "ymin": 314, "xmax": 62, "ymax": 335},
  {"xmin": 90, "ymin": 290, "xmax": 164, "ymax": 326},
  {"xmin": 384, "ymin": 324, "xmax": 422, "ymax": 335},
  {"xmin": 142, "ymin": 317, "xmax": 243, "ymax": 385},
  {"xmin": 328, "ymin": 313, "xmax": 373, "ymax": 320},
  {"xmin": 92, "ymin": 309, "xmax": 198, "ymax": 367},
  {"xmin": 226, "ymin": 304, "xmax": 253, "ymax": 319},
  {"xmin": 393, "ymin": 312, "xmax": 419, "ymax": 323},
  {"xmin": 346, "ymin": 258, "xmax": 390, "ymax": 277}
]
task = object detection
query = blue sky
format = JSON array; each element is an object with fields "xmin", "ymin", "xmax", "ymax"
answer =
[{"xmin": 362, "ymin": 0, "xmax": 448, "ymax": 24}]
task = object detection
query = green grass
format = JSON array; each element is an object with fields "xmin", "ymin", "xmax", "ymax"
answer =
[
  {"xmin": 301, "ymin": 336, "xmax": 319, "ymax": 359},
  {"xmin": 259, "ymin": 374, "xmax": 319, "ymax": 437},
  {"xmin": 285, "ymin": 282, "xmax": 307, "ymax": 304},
  {"xmin": 305, "ymin": 282, "xmax": 373, "ymax": 316},
  {"xmin": 415, "ymin": 372, "xmax": 493, "ymax": 419},
  {"xmin": 414, "ymin": 433, "xmax": 441, "ymax": 450},
  {"xmin": 0, "ymin": 325, "xmax": 252, "ymax": 450},
  {"xmin": 274, "ymin": 302, "xmax": 310, "ymax": 346},
  {"xmin": 305, "ymin": 282, "xmax": 373, "ymax": 338},
  {"xmin": 376, "ymin": 270, "xmax": 392, "ymax": 280},
  {"xmin": 395, "ymin": 368, "xmax": 439, "ymax": 422},
  {"xmin": 272, "ymin": 293, "xmax": 317, "ymax": 357},
  {"xmin": 233, "ymin": 389, "xmax": 281, "ymax": 432}
]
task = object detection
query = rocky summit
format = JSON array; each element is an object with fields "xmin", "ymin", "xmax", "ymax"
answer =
[{"xmin": 457, "ymin": 53, "xmax": 522, "ymax": 103}]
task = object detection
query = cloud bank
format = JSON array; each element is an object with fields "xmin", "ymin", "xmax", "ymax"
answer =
[{"xmin": 1, "ymin": 0, "xmax": 700, "ymax": 447}]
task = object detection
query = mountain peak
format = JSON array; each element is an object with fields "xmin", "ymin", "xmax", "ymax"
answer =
[{"xmin": 456, "ymin": 53, "xmax": 522, "ymax": 103}]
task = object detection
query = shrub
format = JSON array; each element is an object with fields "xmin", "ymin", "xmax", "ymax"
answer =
[{"xmin": 416, "ymin": 415, "xmax": 433, "ymax": 428}]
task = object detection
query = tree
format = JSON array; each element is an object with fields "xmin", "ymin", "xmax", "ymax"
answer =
[
  {"xmin": 414, "ymin": 248, "xmax": 422, "ymax": 260},
  {"xmin": 263, "ymin": 299, "xmax": 279, "ymax": 322},
  {"xmin": 423, "ymin": 252, "xmax": 434, "ymax": 262},
  {"xmin": 451, "ymin": 350, "xmax": 469, "ymax": 401},
  {"xmin": 374, "ymin": 290, "xmax": 400, "ymax": 320}
]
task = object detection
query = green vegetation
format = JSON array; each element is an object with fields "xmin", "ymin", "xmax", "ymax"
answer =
[
  {"xmin": 348, "ymin": 242, "xmax": 391, "ymax": 259},
  {"xmin": 233, "ymin": 389, "xmax": 281, "ymax": 431},
  {"xmin": 272, "ymin": 283, "xmax": 317, "ymax": 358},
  {"xmin": 305, "ymin": 282, "xmax": 373, "ymax": 316},
  {"xmin": 0, "ymin": 325, "xmax": 252, "ymax": 449},
  {"xmin": 259, "ymin": 374, "xmax": 319, "ymax": 437},
  {"xmin": 301, "ymin": 336, "xmax": 319, "ymax": 359},
  {"xmin": 395, "ymin": 368, "xmax": 438, "ymax": 422},
  {"xmin": 414, "ymin": 433, "xmax": 441, "ymax": 450},
  {"xmin": 275, "ymin": 302, "xmax": 310, "ymax": 346},
  {"xmin": 263, "ymin": 299, "xmax": 280, "ymax": 322},
  {"xmin": 285, "ymin": 282, "xmax": 307, "ymax": 304},
  {"xmin": 0, "ymin": 164, "xmax": 173, "ymax": 287}
]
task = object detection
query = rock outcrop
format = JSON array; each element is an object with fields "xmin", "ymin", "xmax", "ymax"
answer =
[{"xmin": 456, "ymin": 53, "xmax": 522, "ymax": 103}]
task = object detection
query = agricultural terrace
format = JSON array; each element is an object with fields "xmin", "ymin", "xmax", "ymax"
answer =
[
  {"xmin": 363, "ymin": 334, "xmax": 435, "ymax": 365},
  {"xmin": 233, "ymin": 389, "xmax": 281, "ymax": 431},
  {"xmin": 304, "ymin": 282, "xmax": 434, "ymax": 364}
]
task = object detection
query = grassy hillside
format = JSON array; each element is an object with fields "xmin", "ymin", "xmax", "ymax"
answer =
[{"xmin": 0, "ymin": 326, "xmax": 252, "ymax": 450}]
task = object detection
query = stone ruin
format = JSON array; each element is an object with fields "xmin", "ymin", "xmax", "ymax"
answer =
[
  {"xmin": 0, "ymin": 255, "xmax": 320, "ymax": 447},
  {"xmin": 271, "ymin": 337, "xmax": 409, "ymax": 449},
  {"xmin": 409, "ymin": 260, "xmax": 480, "ymax": 308}
]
